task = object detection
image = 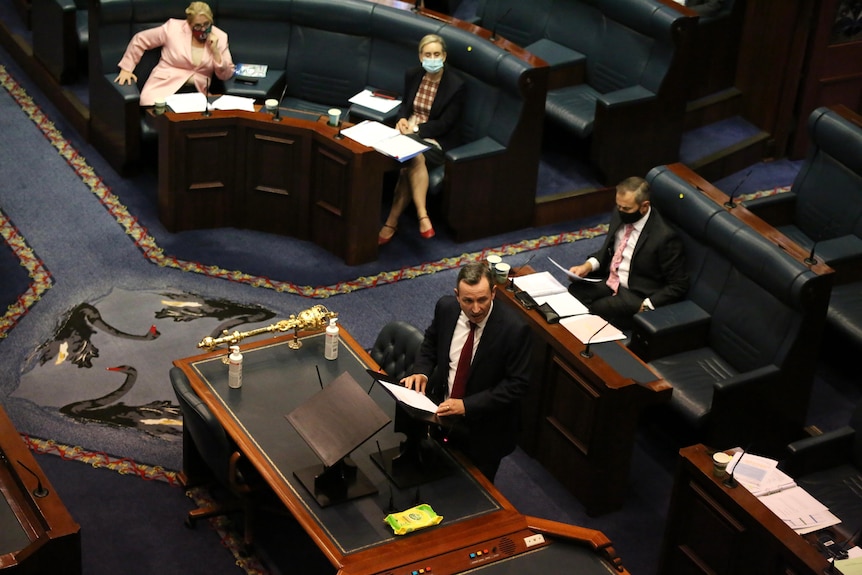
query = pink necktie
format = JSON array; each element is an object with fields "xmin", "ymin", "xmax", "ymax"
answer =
[
  {"xmin": 606, "ymin": 224, "xmax": 634, "ymax": 294},
  {"xmin": 450, "ymin": 322, "xmax": 476, "ymax": 399}
]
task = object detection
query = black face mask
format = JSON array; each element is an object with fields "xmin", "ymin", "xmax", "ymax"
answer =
[{"xmin": 618, "ymin": 208, "xmax": 644, "ymax": 224}]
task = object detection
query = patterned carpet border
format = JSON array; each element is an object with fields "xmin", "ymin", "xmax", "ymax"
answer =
[
  {"xmin": 24, "ymin": 435, "xmax": 271, "ymax": 575},
  {"xmin": 23, "ymin": 434, "xmax": 180, "ymax": 484},
  {"xmin": 0, "ymin": 208, "xmax": 53, "ymax": 339},
  {"xmin": 0, "ymin": 64, "xmax": 789, "ymax": 302}
]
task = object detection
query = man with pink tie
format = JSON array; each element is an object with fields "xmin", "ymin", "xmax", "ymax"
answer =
[{"xmin": 567, "ymin": 177, "xmax": 689, "ymax": 329}]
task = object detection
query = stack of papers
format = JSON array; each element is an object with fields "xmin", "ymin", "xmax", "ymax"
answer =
[
  {"xmin": 165, "ymin": 92, "xmax": 207, "ymax": 113},
  {"xmin": 559, "ymin": 314, "xmax": 625, "ymax": 344},
  {"xmin": 211, "ymin": 94, "xmax": 256, "ymax": 112},
  {"xmin": 348, "ymin": 89, "xmax": 402, "ymax": 114},
  {"xmin": 728, "ymin": 451, "xmax": 841, "ymax": 534},
  {"xmin": 512, "ymin": 271, "xmax": 567, "ymax": 297},
  {"xmin": 535, "ymin": 292, "xmax": 589, "ymax": 318},
  {"xmin": 340, "ymin": 120, "xmax": 430, "ymax": 162}
]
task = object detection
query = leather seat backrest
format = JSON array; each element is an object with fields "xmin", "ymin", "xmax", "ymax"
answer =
[
  {"xmin": 285, "ymin": 0, "xmax": 374, "ymax": 106},
  {"xmin": 170, "ymin": 367, "xmax": 232, "ymax": 486},
  {"xmin": 370, "ymin": 321, "xmax": 425, "ymax": 381},
  {"xmin": 792, "ymin": 107, "xmax": 862, "ymax": 241},
  {"xmin": 367, "ymin": 5, "xmax": 443, "ymax": 95},
  {"xmin": 217, "ymin": 0, "xmax": 293, "ymax": 69},
  {"xmin": 478, "ymin": 0, "xmax": 555, "ymax": 48}
]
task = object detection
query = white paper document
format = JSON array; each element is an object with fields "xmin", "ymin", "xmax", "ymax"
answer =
[
  {"xmin": 513, "ymin": 271, "xmax": 567, "ymax": 297},
  {"xmin": 348, "ymin": 89, "xmax": 402, "ymax": 114},
  {"xmin": 211, "ymin": 94, "xmax": 256, "ymax": 112},
  {"xmin": 340, "ymin": 120, "xmax": 430, "ymax": 162},
  {"xmin": 535, "ymin": 292, "xmax": 589, "ymax": 317},
  {"xmin": 758, "ymin": 485, "xmax": 841, "ymax": 534},
  {"xmin": 559, "ymin": 314, "xmax": 626, "ymax": 344},
  {"xmin": 165, "ymin": 92, "xmax": 208, "ymax": 113},
  {"xmin": 728, "ymin": 452, "xmax": 795, "ymax": 496},
  {"xmin": 548, "ymin": 257, "xmax": 601, "ymax": 282},
  {"xmin": 378, "ymin": 380, "xmax": 439, "ymax": 414}
]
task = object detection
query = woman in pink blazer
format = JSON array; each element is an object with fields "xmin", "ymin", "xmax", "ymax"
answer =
[{"xmin": 115, "ymin": 2, "xmax": 235, "ymax": 106}]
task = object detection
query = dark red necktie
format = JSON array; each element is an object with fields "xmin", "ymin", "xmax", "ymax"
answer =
[{"xmin": 450, "ymin": 322, "xmax": 476, "ymax": 399}]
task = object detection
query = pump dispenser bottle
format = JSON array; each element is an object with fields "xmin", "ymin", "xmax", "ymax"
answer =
[
  {"xmin": 325, "ymin": 318, "xmax": 339, "ymax": 360},
  {"xmin": 228, "ymin": 345, "xmax": 243, "ymax": 388}
]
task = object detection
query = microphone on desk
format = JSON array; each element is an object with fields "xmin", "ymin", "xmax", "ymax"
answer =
[
  {"xmin": 202, "ymin": 77, "xmax": 212, "ymax": 117},
  {"xmin": 489, "ymin": 7, "xmax": 514, "ymax": 43},
  {"xmin": 580, "ymin": 320, "xmax": 610, "ymax": 359},
  {"xmin": 412, "ymin": 0, "xmax": 422, "ymax": 12},
  {"xmin": 722, "ymin": 446, "xmax": 748, "ymax": 488},
  {"xmin": 16, "ymin": 460, "xmax": 49, "ymax": 498},
  {"xmin": 723, "ymin": 168, "xmax": 753, "ymax": 209},
  {"xmin": 825, "ymin": 525, "xmax": 862, "ymax": 573},
  {"xmin": 804, "ymin": 222, "xmax": 837, "ymax": 267},
  {"xmin": 273, "ymin": 83, "xmax": 288, "ymax": 122},
  {"xmin": 316, "ymin": 365, "xmax": 324, "ymax": 389},
  {"xmin": 508, "ymin": 252, "xmax": 536, "ymax": 292}
]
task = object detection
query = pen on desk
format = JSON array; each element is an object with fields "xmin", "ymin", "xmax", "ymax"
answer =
[
  {"xmin": 316, "ymin": 365, "xmax": 323, "ymax": 389},
  {"xmin": 372, "ymin": 90, "xmax": 397, "ymax": 100}
]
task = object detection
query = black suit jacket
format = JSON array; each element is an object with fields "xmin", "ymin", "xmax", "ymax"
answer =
[
  {"xmin": 398, "ymin": 65, "xmax": 466, "ymax": 152},
  {"xmin": 413, "ymin": 295, "xmax": 532, "ymax": 461},
  {"xmin": 591, "ymin": 208, "xmax": 688, "ymax": 307}
]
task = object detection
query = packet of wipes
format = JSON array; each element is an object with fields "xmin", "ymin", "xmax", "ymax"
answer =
[{"xmin": 384, "ymin": 504, "xmax": 443, "ymax": 535}]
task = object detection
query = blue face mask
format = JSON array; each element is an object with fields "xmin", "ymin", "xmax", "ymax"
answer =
[{"xmin": 422, "ymin": 58, "xmax": 444, "ymax": 74}]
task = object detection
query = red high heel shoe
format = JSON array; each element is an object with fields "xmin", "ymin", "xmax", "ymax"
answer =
[
  {"xmin": 419, "ymin": 216, "xmax": 435, "ymax": 239},
  {"xmin": 378, "ymin": 224, "xmax": 397, "ymax": 245}
]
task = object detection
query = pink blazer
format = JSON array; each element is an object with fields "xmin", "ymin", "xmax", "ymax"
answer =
[{"xmin": 117, "ymin": 18, "xmax": 235, "ymax": 106}]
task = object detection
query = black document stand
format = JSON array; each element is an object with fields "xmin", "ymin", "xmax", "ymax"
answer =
[
  {"xmin": 366, "ymin": 371, "xmax": 456, "ymax": 488},
  {"xmin": 286, "ymin": 372, "xmax": 391, "ymax": 507}
]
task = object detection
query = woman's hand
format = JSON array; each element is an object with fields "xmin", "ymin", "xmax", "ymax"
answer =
[
  {"xmin": 396, "ymin": 118, "xmax": 411, "ymax": 134},
  {"xmin": 207, "ymin": 35, "xmax": 222, "ymax": 64},
  {"xmin": 114, "ymin": 69, "xmax": 137, "ymax": 85}
]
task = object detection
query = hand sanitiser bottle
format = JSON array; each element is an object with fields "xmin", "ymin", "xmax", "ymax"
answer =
[
  {"xmin": 228, "ymin": 345, "xmax": 243, "ymax": 388},
  {"xmin": 325, "ymin": 318, "xmax": 339, "ymax": 360}
]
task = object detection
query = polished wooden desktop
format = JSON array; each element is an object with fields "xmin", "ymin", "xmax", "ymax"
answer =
[
  {"xmin": 659, "ymin": 444, "xmax": 832, "ymax": 575},
  {"xmin": 173, "ymin": 325, "xmax": 632, "ymax": 575},
  {"xmin": 155, "ymin": 108, "xmax": 398, "ymax": 266},
  {"xmin": 497, "ymin": 266, "xmax": 672, "ymax": 516},
  {"xmin": 0, "ymin": 405, "xmax": 81, "ymax": 574}
]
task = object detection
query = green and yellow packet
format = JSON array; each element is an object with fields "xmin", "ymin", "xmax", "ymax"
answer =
[{"xmin": 384, "ymin": 504, "xmax": 443, "ymax": 535}]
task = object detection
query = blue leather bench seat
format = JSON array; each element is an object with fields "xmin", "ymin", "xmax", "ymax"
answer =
[
  {"xmin": 472, "ymin": 0, "xmax": 697, "ymax": 184},
  {"xmin": 629, "ymin": 166, "xmax": 833, "ymax": 452},
  {"xmin": 744, "ymin": 106, "xmax": 862, "ymax": 353}
]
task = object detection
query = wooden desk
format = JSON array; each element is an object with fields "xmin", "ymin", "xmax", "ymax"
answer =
[
  {"xmin": 497, "ymin": 268, "xmax": 671, "ymax": 516},
  {"xmin": 173, "ymin": 326, "xmax": 631, "ymax": 575},
  {"xmin": 0, "ymin": 405, "xmax": 81, "ymax": 574},
  {"xmin": 156, "ymin": 109, "xmax": 397, "ymax": 265},
  {"xmin": 659, "ymin": 444, "xmax": 830, "ymax": 575}
]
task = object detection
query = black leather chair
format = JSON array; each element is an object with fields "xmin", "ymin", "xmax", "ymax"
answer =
[
  {"xmin": 473, "ymin": 0, "xmax": 697, "ymax": 184},
  {"xmin": 629, "ymin": 166, "xmax": 833, "ymax": 453},
  {"xmin": 33, "ymin": 0, "xmax": 88, "ymax": 84},
  {"xmin": 370, "ymin": 321, "xmax": 425, "ymax": 380},
  {"xmin": 743, "ymin": 105, "xmax": 862, "ymax": 352},
  {"xmin": 169, "ymin": 367, "xmax": 257, "ymax": 548},
  {"xmin": 783, "ymin": 401, "xmax": 862, "ymax": 537}
]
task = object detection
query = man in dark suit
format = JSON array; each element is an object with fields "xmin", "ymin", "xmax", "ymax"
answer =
[
  {"xmin": 402, "ymin": 263, "xmax": 532, "ymax": 481},
  {"xmin": 568, "ymin": 177, "xmax": 688, "ymax": 329}
]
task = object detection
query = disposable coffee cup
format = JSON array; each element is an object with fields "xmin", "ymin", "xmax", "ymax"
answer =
[
  {"xmin": 153, "ymin": 98, "xmax": 166, "ymax": 114},
  {"xmin": 486, "ymin": 255, "xmax": 502, "ymax": 270},
  {"xmin": 712, "ymin": 451, "xmax": 732, "ymax": 477},
  {"xmin": 265, "ymin": 98, "xmax": 278, "ymax": 113},
  {"xmin": 494, "ymin": 262, "xmax": 511, "ymax": 284},
  {"xmin": 328, "ymin": 108, "xmax": 341, "ymax": 127}
]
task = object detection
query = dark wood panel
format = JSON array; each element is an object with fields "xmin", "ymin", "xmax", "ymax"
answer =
[
  {"xmin": 497, "ymin": 267, "xmax": 671, "ymax": 516},
  {"xmin": 243, "ymin": 128, "xmax": 309, "ymax": 237},
  {"xmin": 659, "ymin": 445, "xmax": 832, "ymax": 575},
  {"xmin": 0, "ymin": 406, "xmax": 81, "ymax": 574}
]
